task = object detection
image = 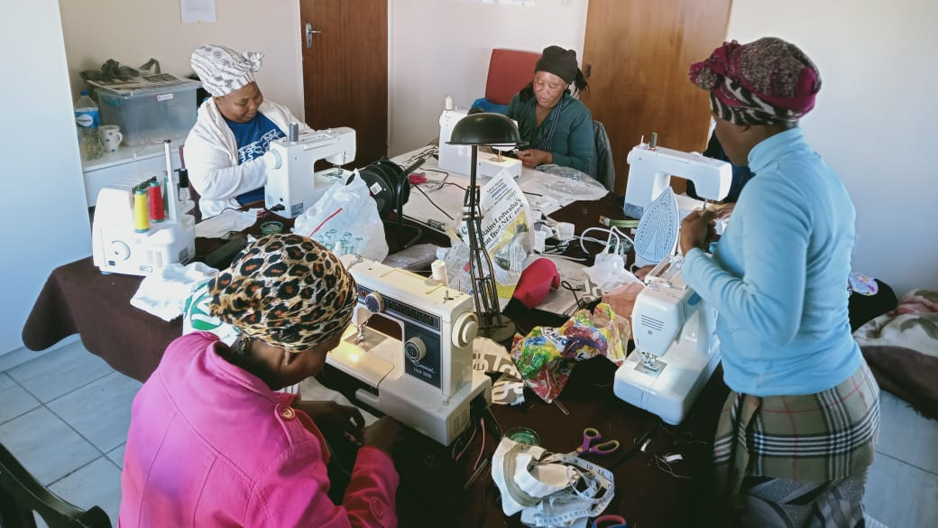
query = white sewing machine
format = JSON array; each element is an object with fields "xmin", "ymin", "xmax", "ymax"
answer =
[
  {"xmin": 623, "ymin": 141, "xmax": 732, "ymax": 221},
  {"xmin": 92, "ymin": 142, "xmax": 196, "ymax": 276},
  {"xmin": 613, "ymin": 256, "xmax": 720, "ymax": 425},
  {"xmin": 438, "ymin": 108, "xmax": 522, "ymax": 179},
  {"xmin": 327, "ymin": 257, "xmax": 492, "ymax": 445},
  {"xmin": 264, "ymin": 126, "xmax": 356, "ymax": 218}
]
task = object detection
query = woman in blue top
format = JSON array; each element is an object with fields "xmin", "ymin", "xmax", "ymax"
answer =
[
  {"xmin": 506, "ymin": 46, "xmax": 594, "ymax": 174},
  {"xmin": 680, "ymin": 38, "xmax": 880, "ymax": 527}
]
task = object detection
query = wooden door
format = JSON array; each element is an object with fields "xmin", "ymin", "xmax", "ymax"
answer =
[
  {"xmin": 582, "ymin": 0, "xmax": 731, "ymax": 194},
  {"xmin": 299, "ymin": 0, "xmax": 388, "ymax": 167}
]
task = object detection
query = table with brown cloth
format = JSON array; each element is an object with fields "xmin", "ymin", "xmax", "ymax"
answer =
[{"xmin": 21, "ymin": 193, "xmax": 729, "ymax": 526}]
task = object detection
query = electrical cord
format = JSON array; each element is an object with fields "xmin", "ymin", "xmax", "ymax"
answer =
[
  {"xmin": 412, "ymin": 184, "xmax": 455, "ymax": 220},
  {"xmin": 397, "ymin": 145, "xmax": 437, "ymax": 168},
  {"xmin": 578, "ymin": 226, "xmax": 635, "ymax": 257},
  {"xmin": 472, "ymin": 417, "xmax": 487, "ymax": 471}
]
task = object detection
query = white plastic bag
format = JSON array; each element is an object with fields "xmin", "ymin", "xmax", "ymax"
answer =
[
  {"xmin": 582, "ymin": 227, "xmax": 641, "ymax": 293},
  {"xmin": 293, "ymin": 172, "xmax": 389, "ymax": 261}
]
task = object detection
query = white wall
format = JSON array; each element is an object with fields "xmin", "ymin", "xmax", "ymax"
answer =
[
  {"xmin": 727, "ymin": 0, "xmax": 938, "ymax": 295},
  {"xmin": 58, "ymin": 0, "xmax": 588, "ymax": 158},
  {"xmin": 388, "ymin": 0, "xmax": 589, "ymax": 154},
  {"xmin": 1, "ymin": 1, "xmax": 92, "ymax": 354},
  {"xmin": 58, "ymin": 0, "xmax": 305, "ymax": 119}
]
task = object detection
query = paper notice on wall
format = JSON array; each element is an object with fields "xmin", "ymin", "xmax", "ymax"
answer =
[
  {"xmin": 448, "ymin": 170, "xmax": 533, "ymax": 303},
  {"xmin": 181, "ymin": 0, "xmax": 216, "ymax": 23}
]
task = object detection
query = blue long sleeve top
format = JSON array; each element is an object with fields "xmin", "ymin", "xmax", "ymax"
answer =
[{"xmin": 682, "ymin": 128, "xmax": 862, "ymax": 396}]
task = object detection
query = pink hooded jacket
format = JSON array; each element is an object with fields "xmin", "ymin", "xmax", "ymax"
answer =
[{"xmin": 119, "ymin": 332, "xmax": 398, "ymax": 527}]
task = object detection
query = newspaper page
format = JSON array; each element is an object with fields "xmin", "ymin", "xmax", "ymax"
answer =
[{"xmin": 446, "ymin": 170, "xmax": 533, "ymax": 304}]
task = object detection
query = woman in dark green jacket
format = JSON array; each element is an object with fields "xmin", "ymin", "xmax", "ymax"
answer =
[{"xmin": 506, "ymin": 45, "xmax": 594, "ymax": 174}]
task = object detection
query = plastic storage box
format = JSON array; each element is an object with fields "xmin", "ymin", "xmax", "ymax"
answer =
[{"xmin": 91, "ymin": 74, "xmax": 201, "ymax": 147}]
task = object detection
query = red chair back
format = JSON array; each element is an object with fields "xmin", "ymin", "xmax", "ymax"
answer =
[{"xmin": 484, "ymin": 49, "xmax": 541, "ymax": 106}]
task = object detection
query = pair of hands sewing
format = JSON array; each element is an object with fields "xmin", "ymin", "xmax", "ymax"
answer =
[
  {"xmin": 679, "ymin": 207, "xmax": 721, "ymax": 255},
  {"xmin": 515, "ymin": 148, "xmax": 552, "ymax": 168},
  {"xmin": 292, "ymin": 400, "xmax": 404, "ymax": 456}
]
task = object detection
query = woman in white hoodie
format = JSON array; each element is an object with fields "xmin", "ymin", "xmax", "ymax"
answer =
[{"xmin": 186, "ymin": 44, "xmax": 311, "ymax": 218}]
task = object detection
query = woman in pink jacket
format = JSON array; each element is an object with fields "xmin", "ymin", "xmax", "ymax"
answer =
[{"xmin": 119, "ymin": 234, "xmax": 403, "ymax": 527}]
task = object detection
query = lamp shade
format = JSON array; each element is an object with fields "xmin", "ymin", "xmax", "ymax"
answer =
[{"xmin": 448, "ymin": 112, "xmax": 521, "ymax": 147}]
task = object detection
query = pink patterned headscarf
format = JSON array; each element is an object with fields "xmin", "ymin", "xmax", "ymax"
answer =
[{"xmin": 689, "ymin": 37, "xmax": 821, "ymax": 125}]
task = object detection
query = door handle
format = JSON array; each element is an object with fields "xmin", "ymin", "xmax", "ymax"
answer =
[
  {"xmin": 305, "ymin": 22, "xmax": 323, "ymax": 49},
  {"xmin": 586, "ymin": 63, "xmax": 592, "ymax": 79}
]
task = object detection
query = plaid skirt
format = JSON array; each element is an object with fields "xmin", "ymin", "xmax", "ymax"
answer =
[{"xmin": 713, "ymin": 361, "xmax": 880, "ymax": 506}]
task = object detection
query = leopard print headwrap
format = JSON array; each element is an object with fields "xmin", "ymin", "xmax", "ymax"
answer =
[
  {"xmin": 207, "ymin": 234, "xmax": 357, "ymax": 352},
  {"xmin": 689, "ymin": 37, "xmax": 821, "ymax": 125}
]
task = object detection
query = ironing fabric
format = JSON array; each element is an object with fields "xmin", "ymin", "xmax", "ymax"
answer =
[
  {"xmin": 119, "ymin": 234, "xmax": 404, "ymax": 527},
  {"xmin": 185, "ymin": 44, "xmax": 312, "ymax": 218},
  {"xmin": 679, "ymin": 37, "xmax": 881, "ymax": 527},
  {"xmin": 506, "ymin": 45, "xmax": 595, "ymax": 175}
]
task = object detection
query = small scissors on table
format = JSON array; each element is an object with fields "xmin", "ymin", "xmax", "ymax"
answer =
[{"xmin": 576, "ymin": 427, "xmax": 620, "ymax": 456}]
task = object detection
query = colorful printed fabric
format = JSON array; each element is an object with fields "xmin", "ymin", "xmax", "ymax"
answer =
[
  {"xmin": 207, "ymin": 234, "xmax": 357, "ymax": 352},
  {"xmin": 712, "ymin": 362, "xmax": 880, "ymax": 499},
  {"xmin": 510, "ymin": 303, "xmax": 629, "ymax": 403},
  {"xmin": 689, "ymin": 37, "xmax": 821, "ymax": 125},
  {"xmin": 182, "ymin": 281, "xmax": 238, "ymax": 345}
]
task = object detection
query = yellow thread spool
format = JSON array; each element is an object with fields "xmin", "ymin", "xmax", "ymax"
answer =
[{"xmin": 134, "ymin": 188, "xmax": 150, "ymax": 233}]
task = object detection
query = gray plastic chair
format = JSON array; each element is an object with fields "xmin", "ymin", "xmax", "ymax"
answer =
[{"xmin": 590, "ymin": 120, "xmax": 616, "ymax": 192}]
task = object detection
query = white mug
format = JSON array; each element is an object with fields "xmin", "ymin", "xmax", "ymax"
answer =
[{"xmin": 100, "ymin": 125, "xmax": 123, "ymax": 153}]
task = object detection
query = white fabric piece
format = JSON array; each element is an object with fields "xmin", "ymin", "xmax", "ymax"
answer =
[
  {"xmin": 130, "ymin": 262, "xmax": 218, "ymax": 321},
  {"xmin": 472, "ymin": 337, "xmax": 525, "ymax": 406},
  {"xmin": 184, "ymin": 98, "xmax": 312, "ymax": 218},
  {"xmin": 194, "ymin": 208, "xmax": 259, "ymax": 238},
  {"xmin": 491, "ymin": 437, "xmax": 615, "ymax": 527}
]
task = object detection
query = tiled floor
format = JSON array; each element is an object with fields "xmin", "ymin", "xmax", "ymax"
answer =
[
  {"xmin": 0, "ymin": 339, "xmax": 138, "ymax": 526},
  {"xmin": 1, "ymin": 341, "xmax": 936, "ymax": 527}
]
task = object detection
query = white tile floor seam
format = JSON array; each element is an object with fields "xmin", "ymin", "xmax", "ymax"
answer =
[
  {"xmin": 2, "ymin": 373, "xmax": 120, "ymax": 459},
  {"xmin": 3, "ymin": 344, "xmax": 938, "ymax": 527}
]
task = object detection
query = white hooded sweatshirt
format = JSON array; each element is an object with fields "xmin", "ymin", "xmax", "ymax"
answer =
[{"xmin": 184, "ymin": 98, "xmax": 311, "ymax": 218}]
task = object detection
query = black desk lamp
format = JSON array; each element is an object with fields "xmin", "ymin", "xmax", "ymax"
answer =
[{"xmin": 448, "ymin": 113, "xmax": 520, "ymax": 342}]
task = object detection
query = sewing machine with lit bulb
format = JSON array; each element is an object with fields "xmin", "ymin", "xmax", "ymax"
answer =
[
  {"xmin": 327, "ymin": 257, "xmax": 492, "ymax": 445},
  {"xmin": 438, "ymin": 108, "xmax": 521, "ymax": 179}
]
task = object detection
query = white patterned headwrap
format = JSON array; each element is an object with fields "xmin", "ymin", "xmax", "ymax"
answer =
[{"xmin": 190, "ymin": 44, "xmax": 264, "ymax": 97}]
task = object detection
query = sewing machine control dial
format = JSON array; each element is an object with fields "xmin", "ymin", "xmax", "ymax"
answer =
[
  {"xmin": 404, "ymin": 338, "xmax": 427, "ymax": 363},
  {"xmin": 108, "ymin": 241, "xmax": 131, "ymax": 261},
  {"xmin": 364, "ymin": 292, "xmax": 385, "ymax": 313},
  {"xmin": 453, "ymin": 313, "xmax": 479, "ymax": 348}
]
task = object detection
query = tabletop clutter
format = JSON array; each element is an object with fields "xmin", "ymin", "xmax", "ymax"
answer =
[{"xmin": 93, "ymin": 124, "xmax": 729, "ymax": 526}]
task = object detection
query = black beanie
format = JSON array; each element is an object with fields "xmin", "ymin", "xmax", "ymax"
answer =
[{"xmin": 535, "ymin": 46, "xmax": 578, "ymax": 84}]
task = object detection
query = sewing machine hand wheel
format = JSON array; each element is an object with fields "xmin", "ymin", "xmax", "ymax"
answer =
[
  {"xmin": 452, "ymin": 312, "xmax": 478, "ymax": 348},
  {"xmin": 364, "ymin": 292, "xmax": 384, "ymax": 313}
]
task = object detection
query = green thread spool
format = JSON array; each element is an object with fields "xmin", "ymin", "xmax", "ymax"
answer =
[
  {"xmin": 260, "ymin": 221, "xmax": 284, "ymax": 235},
  {"xmin": 505, "ymin": 427, "xmax": 540, "ymax": 446}
]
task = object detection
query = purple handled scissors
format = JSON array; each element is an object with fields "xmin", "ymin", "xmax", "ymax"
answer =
[{"xmin": 576, "ymin": 427, "xmax": 620, "ymax": 456}]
